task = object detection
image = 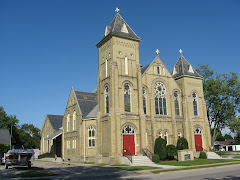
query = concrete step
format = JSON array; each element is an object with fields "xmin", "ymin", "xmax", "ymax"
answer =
[
  {"xmin": 207, "ymin": 152, "xmax": 223, "ymax": 159},
  {"xmin": 131, "ymin": 156, "xmax": 156, "ymax": 166}
]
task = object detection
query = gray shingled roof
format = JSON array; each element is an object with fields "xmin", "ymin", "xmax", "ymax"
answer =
[
  {"xmin": 0, "ymin": 129, "xmax": 10, "ymax": 145},
  {"xmin": 86, "ymin": 105, "xmax": 98, "ymax": 118},
  {"xmin": 97, "ymin": 12, "xmax": 141, "ymax": 46},
  {"xmin": 172, "ymin": 54, "xmax": 202, "ymax": 79},
  {"xmin": 45, "ymin": 129, "xmax": 63, "ymax": 140},
  {"xmin": 75, "ymin": 91, "xmax": 98, "ymax": 118},
  {"xmin": 47, "ymin": 115, "xmax": 63, "ymax": 130},
  {"xmin": 141, "ymin": 64, "xmax": 150, "ymax": 75}
]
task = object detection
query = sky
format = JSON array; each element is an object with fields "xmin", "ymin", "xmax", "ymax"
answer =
[{"xmin": 0, "ymin": 0, "xmax": 240, "ymax": 133}]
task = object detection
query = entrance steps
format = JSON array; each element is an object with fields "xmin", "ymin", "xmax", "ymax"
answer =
[
  {"xmin": 131, "ymin": 156, "xmax": 157, "ymax": 167},
  {"xmin": 207, "ymin": 152, "xmax": 223, "ymax": 159}
]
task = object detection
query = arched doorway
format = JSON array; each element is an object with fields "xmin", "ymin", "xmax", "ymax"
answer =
[
  {"xmin": 122, "ymin": 125, "xmax": 135, "ymax": 155},
  {"xmin": 194, "ymin": 127, "xmax": 203, "ymax": 151}
]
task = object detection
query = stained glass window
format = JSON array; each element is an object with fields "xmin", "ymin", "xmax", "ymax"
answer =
[
  {"xmin": 124, "ymin": 84, "xmax": 131, "ymax": 112},
  {"xmin": 193, "ymin": 92, "xmax": 198, "ymax": 116},
  {"xmin": 154, "ymin": 81, "xmax": 167, "ymax": 115}
]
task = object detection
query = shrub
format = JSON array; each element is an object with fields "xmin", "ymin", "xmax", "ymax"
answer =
[
  {"xmin": 176, "ymin": 137, "xmax": 189, "ymax": 150},
  {"xmin": 0, "ymin": 144, "xmax": 11, "ymax": 152},
  {"xmin": 152, "ymin": 154, "xmax": 159, "ymax": 163},
  {"xmin": 166, "ymin": 145, "xmax": 177, "ymax": 160},
  {"xmin": 154, "ymin": 137, "xmax": 167, "ymax": 160},
  {"xmin": 200, "ymin": 151, "xmax": 207, "ymax": 159}
]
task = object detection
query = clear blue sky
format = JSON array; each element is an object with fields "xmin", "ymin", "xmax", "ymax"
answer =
[{"xmin": 0, "ymin": 0, "xmax": 239, "ymax": 131}]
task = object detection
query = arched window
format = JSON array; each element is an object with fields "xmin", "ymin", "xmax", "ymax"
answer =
[
  {"xmin": 194, "ymin": 127, "xmax": 202, "ymax": 134},
  {"xmin": 158, "ymin": 131, "xmax": 162, "ymax": 138},
  {"xmin": 174, "ymin": 91, "xmax": 180, "ymax": 116},
  {"xmin": 88, "ymin": 126, "xmax": 95, "ymax": 147},
  {"xmin": 124, "ymin": 84, "xmax": 131, "ymax": 112},
  {"xmin": 122, "ymin": 125, "xmax": 135, "ymax": 134},
  {"xmin": 192, "ymin": 92, "xmax": 198, "ymax": 116},
  {"xmin": 105, "ymin": 86, "xmax": 109, "ymax": 114},
  {"xmin": 154, "ymin": 81, "xmax": 167, "ymax": 115},
  {"xmin": 142, "ymin": 88, "xmax": 147, "ymax": 114},
  {"xmin": 67, "ymin": 113, "xmax": 70, "ymax": 132},
  {"xmin": 178, "ymin": 131, "xmax": 182, "ymax": 139},
  {"xmin": 73, "ymin": 111, "xmax": 76, "ymax": 130}
]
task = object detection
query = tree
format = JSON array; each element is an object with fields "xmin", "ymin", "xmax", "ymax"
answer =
[
  {"xmin": 196, "ymin": 65, "xmax": 240, "ymax": 145},
  {"xmin": 166, "ymin": 145, "xmax": 177, "ymax": 160},
  {"xmin": 154, "ymin": 138, "xmax": 167, "ymax": 160},
  {"xmin": 176, "ymin": 137, "xmax": 189, "ymax": 150},
  {"xmin": 224, "ymin": 134, "xmax": 233, "ymax": 140}
]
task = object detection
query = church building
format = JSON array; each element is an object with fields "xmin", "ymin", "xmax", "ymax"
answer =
[{"xmin": 40, "ymin": 9, "xmax": 211, "ymax": 165}]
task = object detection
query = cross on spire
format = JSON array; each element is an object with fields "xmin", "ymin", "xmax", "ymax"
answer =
[
  {"xmin": 179, "ymin": 49, "xmax": 183, "ymax": 55},
  {"xmin": 115, "ymin": 7, "xmax": 120, "ymax": 13},
  {"xmin": 156, "ymin": 49, "xmax": 160, "ymax": 55}
]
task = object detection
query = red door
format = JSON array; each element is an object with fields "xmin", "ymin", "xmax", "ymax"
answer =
[
  {"xmin": 123, "ymin": 135, "xmax": 135, "ymax": 155},
  {"xmin": 195, "ymin": 134, "xmax": 203, "ymax": 151}
]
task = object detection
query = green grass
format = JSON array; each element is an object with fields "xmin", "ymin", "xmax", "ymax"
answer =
[
  {"xmin": 152, "ymin": 162, "xmax": 240, "ymax": 174},
  {"xmin": 111, "ymin": 164, "xmax": 129, "ymax": 166},
  {"xmin": 232, "ymin": 156, "xmax": 240, "ymax": 159},
  {"xmin": 115, "ymin": 166, "xmax": 161, "ymax": 171},
  {"xmin": 16, "ymin": 171, "xmax": 58, "ymax": 177},
  {"xmin": 157, "ymin": 159, "xmax": 239, "ymax": 166}
]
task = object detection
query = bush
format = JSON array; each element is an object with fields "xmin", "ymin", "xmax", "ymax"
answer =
[
  {"xmin": 152, "ymin": 154, "xmax": 159, "ymax": 163},
  {"xmin": 154, "ymin": 137, "xmax": 167, "ymax": 160},
  {"xmin": 0, "ymin": 144, "xmax": 11, "ymax": 152},
  {"xmin": 166, "ymin": 145, "xmax": 177, "ymax": 160},
  {"xmin": 176, "ymin": 137, "xmax": 189, "ymax": 150},
  {"xmin": 200, "ymin": 151, "xmax": 207, "ymax": 159}
]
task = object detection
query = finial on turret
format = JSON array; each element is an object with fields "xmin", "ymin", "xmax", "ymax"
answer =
[
  {"xmin": 156, "ymin": 49, "xmax": 160, "ymax": 55},
  {"xmin": 115, "ymin": 7, "xmax": 120, "ymax": 13},
  {"xmin": 179, "ymin": 49, "xmax": 183, "ymax": 55}
]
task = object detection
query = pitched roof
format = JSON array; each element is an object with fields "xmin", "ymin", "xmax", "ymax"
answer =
[
  {"xmin": 75, "ymin": 91, "xmax": 98, "ymax": 118},
  {"xmin": 171, "ymin": 54, "xmax": 202, "ymax": 79},
  {"xmin": 47, "ymin": 115, "xmax": 63, "ymax": 130},
  {"xmin": 0, "ymin": 129, "xmax": 10, "ymax": 145},
  {"xmin": 97, "ymin": 12, "xmax": 141, "ymax": 46},
  {"xmin": 141, "ymin": 64, "xmax": 149, "ymax": 75}
]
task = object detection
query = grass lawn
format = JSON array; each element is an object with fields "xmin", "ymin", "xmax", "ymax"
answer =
[
  {"xmin": 152, "ymin": 161, "xmax": 240, "ymax": 174},
  {"xmin": 115, "ymin": 166, "xmax": 161, "ymax": 171},
  {"xmin": 232, "ymin": 156, "xmax": 240, "ymax": 159},
  {"xmin": 16, "ymin": 170, "xmax": 58, "ymax": 177},
  {"xmin": 157, "ymin": 159, "xmax": 239, "ymax": 166}
]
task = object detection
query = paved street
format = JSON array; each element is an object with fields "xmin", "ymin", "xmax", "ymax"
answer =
[{"xmin": 0, "ymin": 160, "xmax": 240, "ymax": 179}]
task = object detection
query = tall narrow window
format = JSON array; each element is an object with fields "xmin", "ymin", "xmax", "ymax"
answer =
[
  {"xmin": 174, "ymin": 91, "xmax": 180, "ymax": 116},
  {"xmin": 158, "ymin": 131, "xmax": 162, "ymax": 139},
  {"xmin": 125, "ymin": 56, "xmax": 128, "ymax": 75},
  {"xmin": 157, "ymin": 66, "xmax": 160, "ymax": 75},
  {"xmin": 164, "ymin": 132, "xmax": 168, "ymax": 144},
  {"xmin": 192, "ymin": 92, "xmax": 198, "ymax": 116},
  {"xmin": 154, "ymin": 81, "xmax": 167, "ymax": 115},
  {"xmin": 105, "ymin": 86, "xmax": 109, "ymax": 114},
  {"xmin": 124, "ymin": 84, "xmax": 131, "ymax": 112},
  {"xmin": 153, "ymin": 65, "xmax": 156, "ymax": 74},
  {"xmin": 88, "ymin": 126, "xmax": 95, "ymax": 147},
  {"xmin": 178, "ymin": 132, "xmax": 182, "ymax": 139},
  {"xmin": 105, "ymin": 59, "xmax": 108, "ymax": 77},
  {"xmin": 143, "ymin": 88, "xmax": 147, "ymax": 114},
  {"xmin": 73, "ymin": 111, "xmax": 76, "ymax": 130},
  {"xmin": 67, "ymin": 113, "xmax": 70, "ymax": 132}
]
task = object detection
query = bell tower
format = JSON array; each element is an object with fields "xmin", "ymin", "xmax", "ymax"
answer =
[{"xmin": 96, "ymin": 8, "xmax": 145, "ymax": 164}]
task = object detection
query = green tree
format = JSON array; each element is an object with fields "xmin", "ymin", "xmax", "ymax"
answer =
[
  {"xmin": 196, "ymin": 65, "xmax": 240, "ymax": 145},
  {"xmin": 154, "ymin": 138, "xmax": 167, "ymax": 160},
  {"xmin": 224, "ymin": 134, "xmax": 233, "ymax": 140},
  {"xmin": 176, "ymin": 137, "xmax": 189, "ymax": 150},
  {"xmin": 166, "ymin": 145, "xmax": 177, "ymax": 160}
]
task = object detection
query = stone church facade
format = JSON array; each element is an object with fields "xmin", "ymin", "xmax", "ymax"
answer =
[{"xmin": 40, "ymin": 10, "xmax": 211, "ymax": 164}]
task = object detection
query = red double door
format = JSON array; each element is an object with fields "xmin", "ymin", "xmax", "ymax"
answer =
[
  {"xmin": 195, "ymin": 134, "xmax": 203, "ymax": 151},
  {"xmin": 123, "ymin": 135, "xmax": 135, "ymax": 155}
]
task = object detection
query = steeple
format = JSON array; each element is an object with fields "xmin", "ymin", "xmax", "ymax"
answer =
[
  {"xmin": 97, "ymin": 8, "xmax": 141, "ymax": 47},
  {"xmin": 172, "ymin": 49, "xmax": 202, "ymax": 79}
]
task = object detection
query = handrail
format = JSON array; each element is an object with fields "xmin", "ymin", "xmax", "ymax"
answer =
[
  {"xmin": 142, "ymin": 148, "xmax": 153, "ymax": 161},
  {"xmin": 122, "ymin": 149, "xmax": 132, "ymax": 163}
]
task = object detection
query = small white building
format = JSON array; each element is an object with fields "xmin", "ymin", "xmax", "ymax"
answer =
[{"xmin": 214, "ymin": 139, "xmax": 240, "ymax": 151}]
